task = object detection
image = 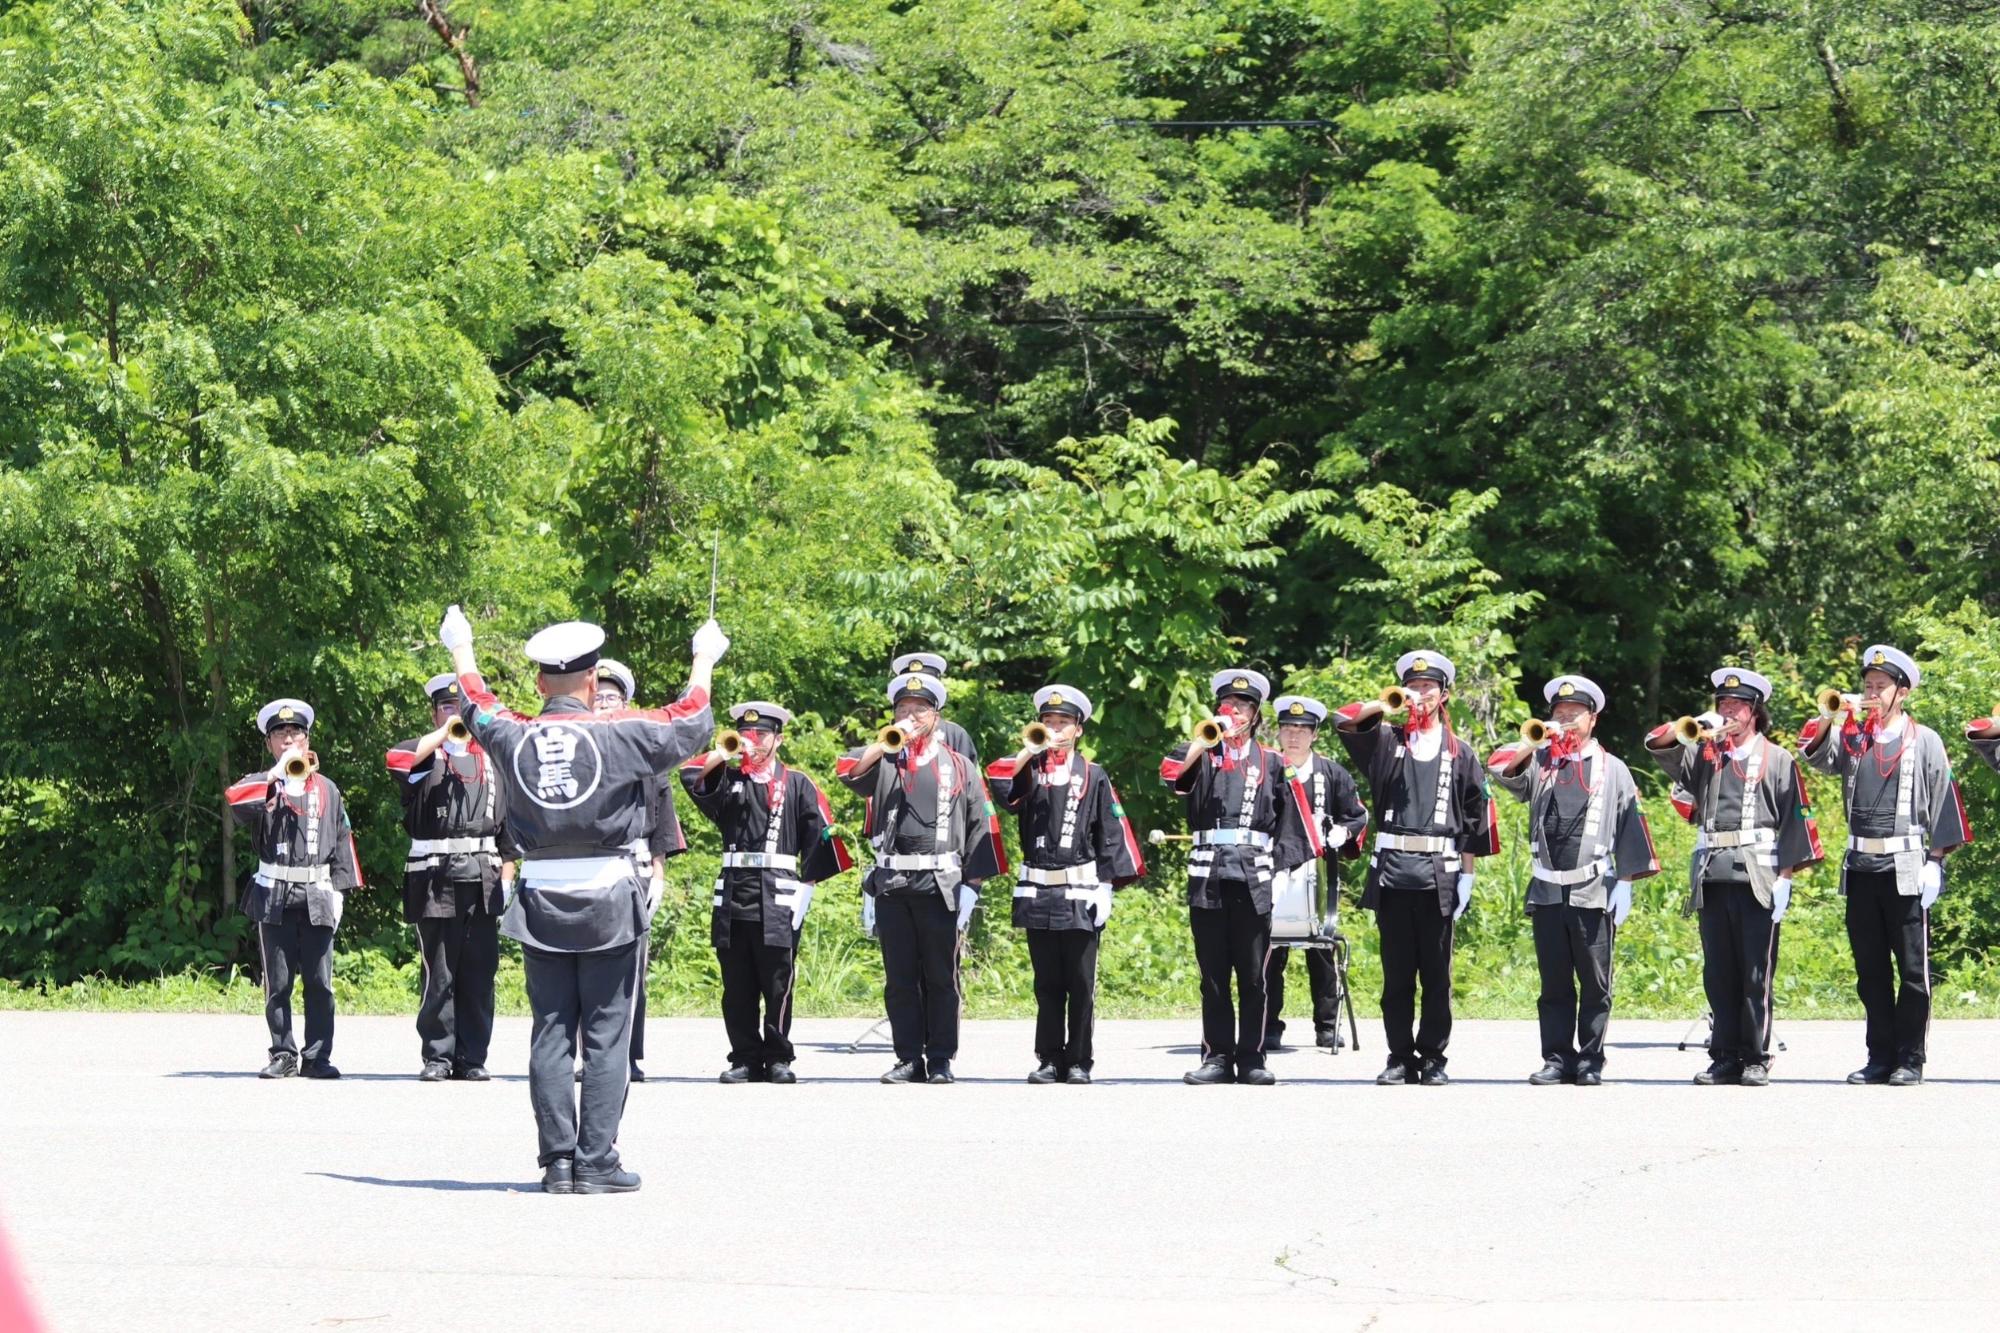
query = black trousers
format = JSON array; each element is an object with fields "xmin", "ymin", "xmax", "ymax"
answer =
[
  {"xmin": 1375, "ymin": 889, "xmax": 1455, "ymax": 1067},
  {"xmin": 524, "ymin": 940, "xmax": 640, "ymax": 1172},
  {"xmin": 415, "ymin": 910, "xmax": 498, "ymax": 1069},
  {"xmin": 1189, "ymin": 881, "xmax": 1271, "ymax": 1072},
  {"xmin": 1698, "ymin": 881, "xmax": 1777, "ymax": 1065},
  {"xmin": 1530, "ymin": 902, "xmax": 1614, "ymax": 1071},
  {"xmin": 1027, "ymin": 926, "xmax": 1100, "ymax": 1070},
  {"xmin": 719, "ymin": 917, "xmax": 798, "ymax": 1068},
  {"xmin": 877, "ymin": 891, "xmax": 961, "ymax": 1062},
  {"xmin": 1264, "ymin": 946, "xmax": 1340, "ymax": 1041},
  {"xmin": 259, "ymin": 906, "xmax": 335, "ymax": 1061},
  {"xmin": 1845, "ymin": 869, "xmax": 1931, "ymax": 1067}
]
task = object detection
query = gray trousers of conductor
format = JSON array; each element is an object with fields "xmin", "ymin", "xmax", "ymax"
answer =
[
  {"xmin": 1698, "ymin": 880, "xmax": 1777, "ymax": 1066},
  {"xmin": 1375, "ymin": 888, "xmax": 1455, "ymax": 1068},
  {"xmin": 259, "ymin": 906, "xmax": 335, "ymax": 1061},
  {"xmin": 1027, "ymin": 926, "xmax": 1099, "ymax": 1071},
  {"xmin": 877, "ymin": 890, "xmax": 961, "ymax": 1063},
  {"xmin": 524, "ymin": 940, "xmax": 640, "ymax": 1172},
  {"xmin": 1845, "ymin": 869, "xmax": 1931, "ymax": 1068},
  {"xmin": 416, "ymin": 907, "xmax": 498, "ymax": 1069},
  {"xmin": 1189, "ymin": 880, "xmax": 1271, "ymax": 1073},
  {"xmin": 1264, "ymin": 946, "xmax": 1340, "ymax": 1042},
  {"xmin": 1531, "ymin": 901, "xmax": 1614, "ymax": 1073}
]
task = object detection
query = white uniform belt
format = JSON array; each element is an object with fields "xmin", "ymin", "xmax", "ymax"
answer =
[
  {"xmin": 406, "ymin": 836, "xmax": 497, "ymax": 866},
  {"xmin": 521, "ymin": 846, "xmax": 649, "ymax": 892},
  {"xmin": 722, "ymin": 852, "xmax": 799, "ymax": 871},
  {"xmin": 1374, "ymin": 832, "xmax": 1452, "ymax": 854},
  {"xmin": 878, "ymin": 853, "xmax": 960, "ymax": 871},
  {"xmin": 1019, "ymin": 864, "xmax": 1100, "ymax": 887},
  {"xmin": 1193, "ymin": 828, "xmax": 1273, "ymax": 849},
  {"xmin": 256, "ymin": 862, "xmax": 332, "ymax": 887},
  {"xmin": 1532, "ymin": 859, "xmax": 1609, "ymax": 887},
  {"xmin": 1700, "ymin": 828, "xmax": 1775, "ymax": 850},
  {"xmin": 1849, "ymin": 834, "xmax": 1924, "ymax": 855}
]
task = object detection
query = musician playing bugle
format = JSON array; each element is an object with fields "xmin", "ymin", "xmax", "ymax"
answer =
[
  {"xmin": 1334, "ymin": 651, "xmax": 1499, "ymax": 1087},
  {"xmin": 226, "ymin": 698, "xmax": 364, "ymax": 1081},
  {"xmin": 987, "ymin": 687, "xmax": 1146, "ymax": 1084},
  {"xmin": 387, "ymin": 674, "xmax": 509, "ymax": 1082},
  {"xmin": 1160, "ymin": 669, "xmax": 1322, "ymax": 1087},
  {"xmin": 1487, "ymin": 676, "xmax": 1658, "ymax": 1086},
  {"xmin": 1797, "ymin": 645, "xmax": 1970, "ymax": 1086},
  {"xmin": 1644, "ymin": 668, "xmax": 1823, "ymax": 1087}
]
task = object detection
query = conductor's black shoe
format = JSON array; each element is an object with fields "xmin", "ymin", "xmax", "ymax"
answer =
[
  {"xmin": 1028, "ymin": 1063, "xmax": 1062, "ymax": 1084},
  {"xmin": 1065, "ymin": 1067, "xmax": 1091, "ymax": 1085},
  {"xmin": 1239, "ymin": 1066, "xmax": 1277, "ymax": 1087},
  {"xmin": 1574, "ymin": 1069, "xmax": 1603, "ymax": 1087},
  {"xmin": 719, "ymin": 1065, "xmax": 757, "ymax": 1084},
  {"xmin": 574, "ymin": 1167, "xmax": 642, "ymax": 1195},
  {"xmin": 1375, "ymin": 1061, "xmax": 1414, "ymax": 1086},
  {"xmin": 1693, "ymin": 1061, "xmax": 1742, "ymax": 1086},
  {"xmin": 301, "ymin": 1060, "xmax": 341, "ymax": 1080},
  {"xmin": 1888, "ymin": 1065, "xmax": 1924, "ymax": 1086},
  {"xmin": 420, "ymin": 1060, "xmax": 451, "ymax": 1083},
  {"xmin": 767, "ymin": 1062, "xmax": 797, "ymax": 1085},
  {"xmin": 628, "ymin": 1063, "xmax": 646, "ymax": 1083},
  {"xmin": 1739, "ymin": 1062, "xmax": 1771, "ymax": 1087},
  {"xmin": 454, "ymin": 1064, "xmax": 490, "ymax": 1082},
  {"xmin": 1848, "ymin": 1063, "xmax": 1892, "ymax": 1084},
  {"xmin": 881, "ymin": 1060, "xmax": 926, "ymax": 1084},
  {"xmin": 1183, "ymin": 1058, "xmax": 1234, "ymax": 1086},
  {"xmin": 1528, "ymin": 1059, "xmax": 1569, "ymax": 1086},
  {"xmin": 926, "ymin": 1060, "xmax": 956, "ymax": 1084},
  {"xmin": 258, "ymin": 1054, "xmax": 299, "ymax": 1080},
  {"xmin": 541, "ymin": 1158, "xmax": 574, "ymax": 1195},
  {"xmin": 1417, "ymin": 1061, "xmax": 1451, "ymax": 1087}
]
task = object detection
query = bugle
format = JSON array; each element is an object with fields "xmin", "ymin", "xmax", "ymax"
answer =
[
  {"xmin": 444, "ymin": 717, "xmax": 472, "ymax": 744},
  {"xmin": 1520, "ymin": 717, "xmax": 1567, "ymax": 745},
  {"xmin": 1816, "ymin": 688, "xmax": 1865, "ymax": 717},
  {"xmin": 1379, "ymin": 685, "xmax": 1409, "ymax": 712},
  {"xmin": 1020, "ymin": 720, "xmax": 1051, "ymax": 752},
  {"xmin": 1671, "ymin": 714, "xmax": 1722, "ymax": 745},
  {"xmin": 716, "ymin": 729, "xmax": 745, "ymax": 759},
  {"xmin": 877, "ymin": 723, "xmax": 908, "ymax": 752},
  {"xmin": 280, "ymin": 750, "xmax": 319, "ymax": 782},
  {"xmin": 1190, "ymin": 717, "xmax": 1226, "ymax": 748}
]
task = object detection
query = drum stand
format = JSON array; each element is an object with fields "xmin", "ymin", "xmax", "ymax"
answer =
[{"xmin": 1287, "ymin": 930, "xmax": 1361, "ymax": 1055}]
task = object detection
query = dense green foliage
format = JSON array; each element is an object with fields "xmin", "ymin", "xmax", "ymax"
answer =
[{"xmin": 3, "ymin": 0, "xmax": 1999, "ymax": 1019}]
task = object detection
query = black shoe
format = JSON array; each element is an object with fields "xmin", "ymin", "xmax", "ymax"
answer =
[
  {"xmin": 454, "ymin": 1064, "xmax": 490, "ymax": 1082},
  {"xmin": 1183, "ymin": 1057, "xmax": 1234, "ymax": 1086},
  {"xmin": 1376, "ymin": 1061, "xmax": 1413, "ymax": 1086},
  {"xmin": 420, "ymin": 1060, "xmax": 451, "ymax": 1083},
  {"xmin": 1574, "ymin": 1069, "xmax": 1602, "ymax": 1087},
  {"xmin": 1065, "ymin": 1067, "xmax": 1091, "ymax": 1085},
  {"xmin": 574, "ymin": 1167, "xmax": 641, "ymax": 1195},
  {"xmin": 719, "ymin": 1065, "xmax": 757, "ymax": 1084},
  {"xmin": 1027, "ymin": 1063, "xmax": 1062, "ymax": 1085},
  {"xmin": 1239, "ymin": 1066, "xmax": 1277, "ymax": 1087},
  {"xmin": 1417, "ymin": 1060, "xmax": 1450, "ymax": 1087},
  {"xmin": 1888, "ymin": 1065, "xmax": 1924, "ymax": 1086},
  {"xmin": 541, "ymin": 1158, "xmax": 575, "ymax": 1195},
  {"xmin": 628, "ymin": 1063, "xmax": 646, "ymax": 1083},
  {"xmin": 1694, "ymin": 1061, "xmax": 1742, "ymax": 1086},
  {"xmin": 767, "ymin": 1062, "xmax": 797, "ymax": 1085},
  {"xmin": 1848, "ymin": 1063, "xmax": 1892, "ymax": 1085},
  {"xmin": 259, "ymin": 1053, "xmax": 299, "ymax": 1080},
  {"xmin": 881, "ymin": 1059, "xmax": 926, "ymax": 1084},
  {"xmin": 1739, "ymin": 1062, "xmax": 1770, "ymax": 1087},
  {"xmin": 1315, "ymin": 1030, "xmax": 1339, "ymax": 1050},
  {"xmin": 926, "ymin": 1060, "xmax": 956, "ymax": 1084},
  {"xmin": 1263, "ymin": 1032, "xmax": 1287, "ymax": 1052},
  {"xmin": 1528, "ymin": 1059, "xmax": 1569, "ymax": 1086},
  {"xmin": 301, "ymin": 1060, "xmax": 341, "ymax": 1080}
]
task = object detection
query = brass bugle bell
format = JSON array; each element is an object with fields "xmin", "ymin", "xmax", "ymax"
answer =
[
  {"xmin": 281, "ymin": 750, "xmax": 319, "ymax": 781},
  {"xmin": 716, "ymin": 729, "xmax": 744, "ymax": 759},
  {"xmin": 1520, "ymin": 717, "xmax": 1567, "ymax": 745},
  {"xmin": 1379, "ymin": 685, "xmax": 1409, "ymax": 712},
  {"xmin": 1021, "ymin": 720, "xmax": 1051, "ymax": 752},
  {"xmin": 1672, "ymin": 715, "xmax": 1720, "ymax": 745},
  {"xmin": 1191, "ymin": 717, "xmax": 1225, "ymax": 747},
  {"xmin": 877, "ymin": 723, "xmax": 908, "ymax": 752},
  {"xmin": 1816, "ymin": 687, "xmax": 1865, "ymax": 716},
  {"xmin": 444, "ymin": 717, "xmax": 472, "ymax": 744}
]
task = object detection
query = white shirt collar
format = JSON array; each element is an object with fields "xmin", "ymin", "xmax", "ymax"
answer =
[{"xmin": 1878, "ymin": 714, "xmax": 1910, "ymax": 740}]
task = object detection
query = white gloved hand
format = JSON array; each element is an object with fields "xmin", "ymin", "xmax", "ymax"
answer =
[
  {"xmin": 861, "ymin": 893, "xmax": 877, "ymax": 938},
  {"xmin": 1608, "ymin": 879, "xmax": 1633, "ymax": 927},
  {"xmin": 1920, "ymin": 859, "xmax": 1943, "ymax": 910},
  {"xmin": 1453, "ymin": 872, "xmax": 1474, "ymax": 920},
  {"xmin": 1770, "ymin": 875, "xmax": 1792, "ymax": 924},
  {"xmin": 1090, "ymin": 885, "xmax": 1113, "ymax": 928},
  {"xmin": 956, "ymin": 885, "xmax": 980, "ymax": 933},
  {"xmin": 438, "ymin": 603, "xmax": 473, "ymax": 651},
  {"xmin": 1325, "ymin": 823, "xmax": 1350, "ymax": 852},
  {"xmin": 691, "ymin": 617, "xmax": 730, "ymax": 663},
  {"xmin": 790, "ymin": 884, "xmax": 814, "ymax": 930}
]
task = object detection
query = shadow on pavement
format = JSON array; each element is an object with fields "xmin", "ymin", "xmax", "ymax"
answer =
[{"xmin": 310, "ymin": 1173, "xmax": 536, "ymax": 1192}]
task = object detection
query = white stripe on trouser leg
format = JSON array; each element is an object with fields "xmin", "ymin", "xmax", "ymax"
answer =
[
  {"xmin": 1761, "ymin": 920, "xmax": 1778, "ymax": 1057},
  {"xmin": 778, "ymin": 937, "xmax": 798, "ymax": 1035},
  {"xmin": 1087, "ymin": 931, "xmax": 1100, "ymax": 1067},
  {"xmin": 1921, "ymin": 904, "xmax": 1931, "ymax": 1056},
  {"xmin": 1255, "ymin": 940, "xmax": 1274, "ymax": 1054},
  {"xmin": 952, "ymin": 927, "xmax": 965, "ymax": 1054}
]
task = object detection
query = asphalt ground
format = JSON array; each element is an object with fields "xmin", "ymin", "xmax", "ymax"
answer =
[{"xmin": 6, "ymin": 1011, "xmax": 1998, "ymax": 1331}]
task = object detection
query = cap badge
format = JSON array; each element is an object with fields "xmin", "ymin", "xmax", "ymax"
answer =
[
  {"xmin": 742, "ymin": 710, "xmax": 760, "ymax": 723},
  {"xmin": 1871, "ymin": 650, "xmax": 1886, "ymax": 665},
  {"xmin": 1558, "ymin": 682, "xmax": 1575, "ymax": 697},
  {"xmin": 1725, "ymin": 674, "xmax": 1741, "ymax": 689},
  {"xmin": 1413, "ymin": 657, "xmax": 1429, "ymax": 672},
  {"xmin": 1047, "ymin": 692, "xmax": 1065, "ymax": 707},
  {"xmin": 1232, "ymin": 676, "xmax": 1249, "ymax": 691},
  {"xmin": 278, "ymin": 707, "xmax": 296, "ymax": 720},
  {"xmin": 1288, "ymin": 701, "xmax": 1305, "ymax": 715}
]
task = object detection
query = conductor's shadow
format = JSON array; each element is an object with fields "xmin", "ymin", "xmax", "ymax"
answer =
[
  {"xmin": 167, "ymin": 1070, "xmax": 525, "ymax": 1083},
  {"xmin": 310, "ymin": 1173, "xmax": 530, "ymax": 1193}
]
